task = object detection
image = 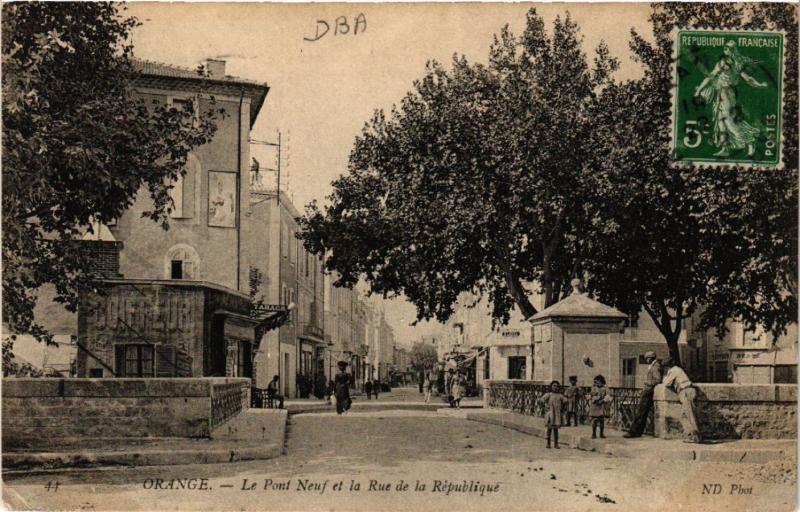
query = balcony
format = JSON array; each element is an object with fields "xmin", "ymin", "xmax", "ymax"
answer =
[{"xmin": 302, "ymin": 323, "xmax": 324, "ymax": 341}]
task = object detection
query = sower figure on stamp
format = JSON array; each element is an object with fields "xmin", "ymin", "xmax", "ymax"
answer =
[
  {"xmin": 661, "ymin": 358, "xmax": 702, "ymax": 443},
  {"xmin": 693, "ymin": 40, "xmax": 768, "ymax": 158},
  {"xmin": 624, "ymin": 351, "xmax": 660, "ymax": 438}
]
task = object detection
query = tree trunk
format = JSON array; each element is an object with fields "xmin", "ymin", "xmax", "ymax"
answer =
[
  {"xmin": 505, "ymin": 266, "xmax": 537, "ymax": 319},
  {"xmin": 644, "ymin": 300, "xmax": 683, "ymax": 366},
  {"xmin": 665, "ymin": 332, "xmax": 682, "ymax": 366}
]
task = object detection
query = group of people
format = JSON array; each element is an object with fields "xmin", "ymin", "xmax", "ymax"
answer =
[
  {"xmin": 363, "ymin": 378, "xmax": 382, "ymax": 400},
  {"xmin": 538, "ymin": 374, "xmax": 612, "ymax": 449},
  {"xmin": 537, "ymin": 352, "xmax": 702, "ymax": 449},
  {"xmin": 625, "ymin": 351, "xmax": 702, "ymax": 443},
  {"xmin": 419, "ymin": 368, "xmax": 466, "ymax": 408}
]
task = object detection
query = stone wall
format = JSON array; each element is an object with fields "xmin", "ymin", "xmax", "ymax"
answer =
[
  {"xmin": 654, "ymin": 383, "xmax": 796, "ymax": 440},
  {"xmin": 2, "ymin": 377, "xmax": 250, "ymax": 450}
]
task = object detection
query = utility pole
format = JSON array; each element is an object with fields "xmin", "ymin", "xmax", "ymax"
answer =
[
  {"xmin": 250, "ymin": 131, "xmax": 283, "ymax": 388},
  {"xmin": 249, "ymin": 131, "xmax": 282, "ymax": 206}
]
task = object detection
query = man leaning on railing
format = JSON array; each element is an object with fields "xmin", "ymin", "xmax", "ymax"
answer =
[
  {"xmin": 661, "ymin": 358, "xmax": 702, "ymax": 443},
  {"xmin": 267, "ymin": 374, "xmax": 285, "ymax": 409},
  {"xmin": 624, "ymin": 351, "xmax": 660, "ymax": 438}
]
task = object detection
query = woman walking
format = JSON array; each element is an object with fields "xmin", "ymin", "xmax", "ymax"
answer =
[
  {"xmin": 334, "ymin": 361, "xmax": 352, "ymax": 415},
  {"xmin": 424, "ymin": 372, "xmax": 433, "ymax": 403},
  {"xmin": 451, "ymin": 371, "xmax": 465, "ymax": 408}
]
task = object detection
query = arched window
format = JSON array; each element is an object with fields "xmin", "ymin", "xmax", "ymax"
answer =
[
  {"xmin": 164, "ymin": 244, "xmax": 201, "ymax": 280},
  {"xmin": 169, "ymin": 153, "xmax": 200, "ymax": 218}
]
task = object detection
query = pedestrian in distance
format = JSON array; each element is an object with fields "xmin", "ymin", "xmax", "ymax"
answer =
[
  {"xmin": 266, "ymin": 375, "xmax": 284, "ymax": 409},
  {"xmin": 334, "ymin": 361, "xmax": 352, "ymax": 415},
  {"xmin": 419, "ymin": 371, "xmax": 424, "ymax": 394},
  {"xmin": 364, "ymin": 379, "xmax": 373, "ymax": 400},
  {"xmin": 326, "ymin": 379, "xmax": 334, "ymax": 405},
  {"xmin": 563, "ymin": 375, "xmax": 581, "ymax": 426},
  {"xmin": 589, "ymin": 374, "xmax": 611, "ymax": 439},
  {"xmin": 371, "ymin": 378, "xmax": 380, "ymax": 399},
  {"xmin": 539, "ymin": 380, "xmax": 567, "ymax": 449},
  {"xmin": 624, "ymin": 351, "xmax": 661, "ymax": 438},
  {"xmin": 451, "ymin": 371, "xmax": 465, "ymax": 409},
  {"xmin": 424, "ymin": 372, "xmax": 433, "ymax": 403},
  {"xmin": 446, "ymin": 368, "xmax": 456, "ymax": 407},
  {"xmin": 661, "ymin": 358, "xmax": 702, "ymax": 443}
]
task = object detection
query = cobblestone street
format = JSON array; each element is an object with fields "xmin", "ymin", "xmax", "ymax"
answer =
[{"xmin": 4, "ymin": 392, "xmax": 795, "ymax": 512}]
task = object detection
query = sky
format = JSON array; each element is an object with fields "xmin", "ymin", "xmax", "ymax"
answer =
[{"xmin": 126, "ymin": 2, "xmax": 653, "ymax": 346}]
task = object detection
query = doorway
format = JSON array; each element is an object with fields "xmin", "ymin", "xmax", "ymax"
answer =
[{"xmin": 508, "ymin": 356, "xmax": 526, "ymax": 379}]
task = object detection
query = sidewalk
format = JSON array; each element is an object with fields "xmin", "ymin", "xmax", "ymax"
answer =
[
  {"xmin": 285, "ymin": 389, "xmax": 482, "ymax": 414},
  {"xmin": 449, "ymin": 408, "xmax": 795, "ymax": 465},
  {"xmin": 2, "ymin": 409, "xmax": 287, "ymax": 473}
]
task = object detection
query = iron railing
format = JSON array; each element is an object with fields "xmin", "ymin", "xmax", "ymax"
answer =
[
  {"xmin": 210, "ymin": 381, "xmax": 248, "ymax": 428},
  {"xmin": 485, "ymin": 380, "xmax": 653, "ymax": 434},
  {"xmin": 251, "ymin": 387, "xmax": 276, "ymax": 408}
]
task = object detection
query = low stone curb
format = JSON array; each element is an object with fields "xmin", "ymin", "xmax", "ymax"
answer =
[
  {"xmin": 456, "ymin": 410, "xmax": 789, "ymax": 465},
  {"xmin": 287, "ymin": 401, "xmax": 482, "ymax": 415},
  {"xmin": 2, "ymin": 443, "xmax": 283, "ymax": 472}
]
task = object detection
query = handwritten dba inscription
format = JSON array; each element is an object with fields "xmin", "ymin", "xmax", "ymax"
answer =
[{"xmin": 304, "ymin": 14, "xmax": 366, "ymax": 42}]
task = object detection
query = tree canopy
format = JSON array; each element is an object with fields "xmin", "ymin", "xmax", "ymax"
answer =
[
  {"xmin": 409, "ymin": 341, "xmax": 438, "ymax": 372},
  {"xmin": 2, "ymin": 3, "xmax": 223, "ymax": 340},
  {"xmin": 300, "ymin": 9, "xmax": 618, "ymax": 325},
  {"xmin": 585, "ymin": 3, "xmax": 797, "ymax": 361},
  {"xmin": 300, "ymin": 5, "xmax": 797, "ymax": 364}
]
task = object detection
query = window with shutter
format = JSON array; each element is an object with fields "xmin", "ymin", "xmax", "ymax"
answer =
[{"xmin": 117, "ymin": 344, "xmax": 156, "ymax": 377}]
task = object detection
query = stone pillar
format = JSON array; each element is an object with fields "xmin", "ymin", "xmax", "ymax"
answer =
[{"xmin": 530, "ymin": 282, "xmax": 626, "ymax": 388}]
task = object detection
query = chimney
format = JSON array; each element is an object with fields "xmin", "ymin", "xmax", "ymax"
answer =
[{"xmin": 205, "ymin": 59, "xmax": 226, "ymax": 78}]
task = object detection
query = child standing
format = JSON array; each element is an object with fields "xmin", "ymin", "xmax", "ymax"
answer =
[
  {"xmin": 563, "ymin": 376, "xmax": 581, "ymax": 426},
  {"xmin": 589, "ymin": 374, "xmax": 611, "ymax": 438},
  {"xmin": 539, "ymin": 380, "xmax": 567, "ymax": 449}
]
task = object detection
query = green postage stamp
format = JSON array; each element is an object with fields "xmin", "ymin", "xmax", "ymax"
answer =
[{"xmin": 672, "ymin": 29, "xmax": 785, "ymax": 168}]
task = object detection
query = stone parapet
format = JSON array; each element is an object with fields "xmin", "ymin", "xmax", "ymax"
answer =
[
  {"xmin": 654, "ymin": 383, "xmax": 796, "ymax": 440},
  {"xmin": 2, "ymin": 377, "xmax": 250, "ymax": 449}
]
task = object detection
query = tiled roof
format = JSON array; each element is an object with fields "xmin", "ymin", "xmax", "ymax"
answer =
[
  {"xmin": 132, "ymin": 59, "xmax": 266, "ymax": 88},
  {"xmin": 130, "ymin": 59, "xmax": 269, "ymax": 127},
  {"xmin": 531, "ymin": 292, "xmax": 627, "ymax": 321}
]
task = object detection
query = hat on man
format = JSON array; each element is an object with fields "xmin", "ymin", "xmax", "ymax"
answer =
[
  {"xmin": 644, "ymin": 351, "xmax": 657, "ymax": 360},
  {"xmin": 337, "ymin": 360, "xmax": 348, "ymax": 368}
]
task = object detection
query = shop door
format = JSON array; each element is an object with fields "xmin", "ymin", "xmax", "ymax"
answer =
[
  {"xmin": 508, "ymin": 356, "xmax": 526, "ymax": 379},
  {"xmin": 208, "ymin": 315, "xmax": 226, "ymax": 376}
]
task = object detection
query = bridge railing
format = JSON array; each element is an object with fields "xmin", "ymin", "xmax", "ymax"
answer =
[{"xmin": 484, "ymin": 380, "xmax": 652, "ymax": 434}]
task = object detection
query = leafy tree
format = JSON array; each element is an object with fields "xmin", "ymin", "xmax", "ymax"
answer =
[
  {"xmin": 585, "ymin": 3, "xmax": 797, "ymax": 362},
  {"xmin": 2, "ymin": 338, "xmax": 44, "ymax": 378},
  {"xmin": 300, "ymin": 4, "xmax": 796, "ymax": 366},
  {"xmin": 409, "ymin": 341, "xmax": 438, "ymax": 372},
  {"xmin": 300, "ymin": 9, "xmax": 617, "ymax": 324},
  {"xmin": 2, "ymin": 3, "xmax": 222, "ymax": 341}
]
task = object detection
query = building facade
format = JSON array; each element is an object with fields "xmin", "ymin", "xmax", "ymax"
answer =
[
  {"xmin": 75, "ymin": 59, "xmax": 271, "ymax": 380},
  {"xmin": 246, "ymin": 189, "xmax": 325, "ymax": 396}
]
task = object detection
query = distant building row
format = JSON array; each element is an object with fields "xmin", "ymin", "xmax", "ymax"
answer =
[{"xmin": 416, "ymin": 283, "xmax": 797, "ymax": 393}]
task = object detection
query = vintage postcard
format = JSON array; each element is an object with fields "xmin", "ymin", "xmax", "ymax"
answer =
[{"xmin": 2, "ymin": 2, "xmax": 797, "ymax": 512}]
